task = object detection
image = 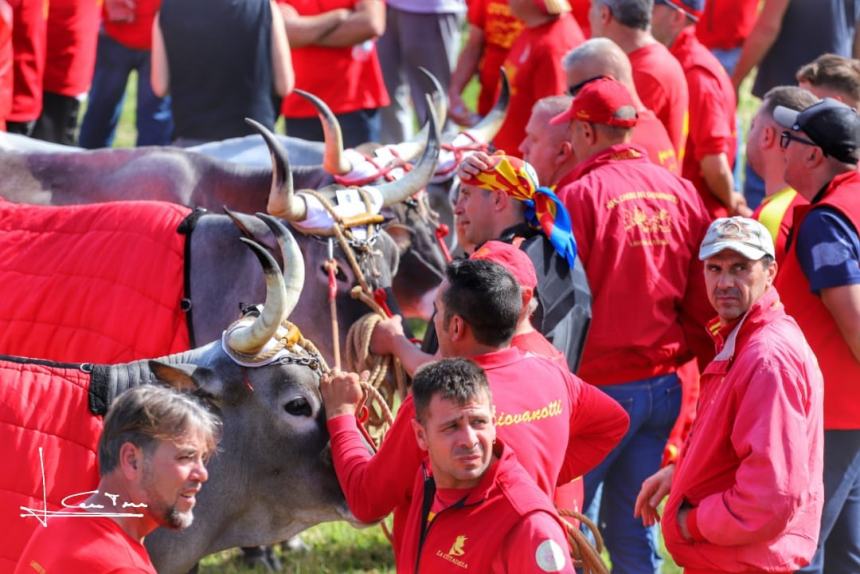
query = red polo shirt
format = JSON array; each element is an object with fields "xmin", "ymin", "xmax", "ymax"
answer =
[
  {"xmin": 42, "ymin": 0, "xmax": 100, "ymax": 96},
  {"xmin": 557, "ymin": 144, "xmax": 714, "ymax": 386},
  {"xmin": 281, "ymin": 0, "xmax": 389, "ymax": 117},
  {"xmin": 327, "ymin": 346, "xmax": 629, "ymax": 556},
  {"xmin": 8, "ymin": 0, "xmax": 45, "ymax": 122},
  {"xmin": 493, "ymin": 13, "xmax": 584, "ymax": 157},
  {"xmin": 468, "ymin": 0, "xmax": 524, "ymax": 116},
  {"xmin": 633, "ymin": 107, "xmax": 679, "ymax": 174},
  {"xmin": 696, "ymin": 0, "xmax": 758, "ymax": 51},
  {"xmin": 670, "ymin": 26, "xmax": 737, "ymax": 219},
  {"xmin": 103, "ymin": 0, "xmax": 161, "ymax": 51},
  {"xmin": 629, "ymin": 41, "xmax": 689, "ymax": 160}
]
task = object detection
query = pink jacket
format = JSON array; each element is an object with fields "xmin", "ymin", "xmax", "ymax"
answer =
[{"xmin": 662, "ymin": 287, "xmax": 824, "ymax": 573}]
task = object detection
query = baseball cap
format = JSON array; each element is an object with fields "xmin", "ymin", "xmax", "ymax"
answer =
[
  {"xmin": 698, "ymin": 217, "xmax": 775, "ymax": 261},
  {"xmin": 653, "ymin": 0, "xmax": 704, "ymax": 20},
  {"xmin": 773, "ymin": 97, "xmax": 860, "ymax": 164},
  {"xmin": 536, "ymin": 0, "xmax": 572, "ymax": 14},
  {"xmin": 471, "ymin": 241, "xmax": 537, "ymax": 290},
  {"xmin": 549, "ymin": 76, "xmax": 638, "ymax": 128}
]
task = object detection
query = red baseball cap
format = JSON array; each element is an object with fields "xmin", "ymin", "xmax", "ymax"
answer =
[
  {"xmin": 550, "ymin": 76, "xmax": 638, "ymax": 128},
  {"xmin": 470, "ymin": 241, "xmax": 537, "ymax": 290}
]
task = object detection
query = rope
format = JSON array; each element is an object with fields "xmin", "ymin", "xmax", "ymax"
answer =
[{"xmin": 559, "ymin": 510, "xmax": 609, "ymax": 574}]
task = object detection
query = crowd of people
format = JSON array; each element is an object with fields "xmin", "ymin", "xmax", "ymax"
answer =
[{"xmin": 6, "ymin": 0, "xmax": 860, "ymax": 573}]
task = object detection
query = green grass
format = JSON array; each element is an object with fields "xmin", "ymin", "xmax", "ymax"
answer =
[{"xmin": 89, "ymin": 69, "xmax": 757, "ymax": 574}]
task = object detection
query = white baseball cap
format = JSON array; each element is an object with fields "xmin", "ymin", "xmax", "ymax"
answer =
[{"xmin": 699, "ymin": 217, "xmax": 775, "ymax": 261}]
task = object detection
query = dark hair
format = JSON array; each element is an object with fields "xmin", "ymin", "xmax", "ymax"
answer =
[
  {"xmin": 761, "ymin": 85, "xmax": 820, "ymax": 118},
  {"xmin": 597, "ymin": 0, "xmax": 653, "ymax": 30},
  {"xmin": 796, "ymin": 54, "xmax": 860, "ymax": 104},
  {"xmin": 413, "ymin": 358, "xmax": 492, "ymax": 423},
  {"xmin": 442, "ymin": 259, "xmax": 521, "ymax": 346},
  {"xmin": 99, "ymin": 385, "xmax": 221, "ymax": 475}
]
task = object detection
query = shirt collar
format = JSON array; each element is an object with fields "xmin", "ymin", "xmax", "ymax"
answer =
[
  {"xmin": 471, "ymin": 346, "xmax": 524, "ymax": 370},
  {"xmin": 708, "ymin": 287, "xmax": 781, "ymax": 361},
  {"xmin": 569, "ymin": 144, "xmax": 648, "ymax": 180}
]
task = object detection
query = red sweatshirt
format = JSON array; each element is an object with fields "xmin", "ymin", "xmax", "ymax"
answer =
[
  {"xmin": 327, "ymin": 347, "xmax": 629, "ymax": 555},
  {"xmin": 398, "ymin": 442, "xmax": 574, "ymax": 573}
]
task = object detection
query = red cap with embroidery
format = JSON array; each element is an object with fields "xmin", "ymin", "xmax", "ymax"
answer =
[
  {"xmin": 470, "ymin": 241, "xmax": 537, "ymax": 290},
  {"xmin": 550, "ymin": 76, "xmax": 638, "ymax": 128}
]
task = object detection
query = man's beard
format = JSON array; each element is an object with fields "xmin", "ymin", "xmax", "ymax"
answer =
[{"xmin": 164, "ymin": 504, "xmax": 194, "ymax": 530}]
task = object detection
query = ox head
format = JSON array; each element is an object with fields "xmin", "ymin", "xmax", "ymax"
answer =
[{"xmin": 145, "ymin": 216, "xmax": 354, "ymax": 573}]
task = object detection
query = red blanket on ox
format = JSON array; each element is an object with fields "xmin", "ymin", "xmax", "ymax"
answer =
[
  {"xmin": 0, "ymin": 357, "xmax": 103, "ymax": 572},
  {"xmin": 0, "ymin": 199, "xmax": 192, "ymax": 363}
]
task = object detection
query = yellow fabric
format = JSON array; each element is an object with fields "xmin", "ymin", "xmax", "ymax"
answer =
[{"xmin": 755, "ymin": 187, "xmax": 797, "ymax": 244}]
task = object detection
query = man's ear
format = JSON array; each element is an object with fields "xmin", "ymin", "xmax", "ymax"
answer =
[
  {"xmin": 411, "ymin": 419, "xmax": 429, "ymax": 451},
  {"xmin": 449, "ymin": 314, "xmax": 466, "ymax": 341},
  {"xmin": 557, "ymin": 140, "xmax": 575, "ymax": 164},
  {"xmin": 491, "ymin": 189, "xmax": 509, "ymax": 212},
  {"xmin": 762, "ymin": 124, "xmax": 777, "ymax": 149},
  {"xmin": 119, "ymin": 442, "xmax": 145, "ymax": 481},
  {"xmin": 599, "ymin": 4, "xmax": 611, "ymax": 26}
]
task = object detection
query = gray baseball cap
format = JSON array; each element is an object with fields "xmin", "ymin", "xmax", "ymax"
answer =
[{"xmin": 699, "ymin": 217, "xmax": 775, "ymax": 261}]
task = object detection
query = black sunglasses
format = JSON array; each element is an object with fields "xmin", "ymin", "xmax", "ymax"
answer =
[
  {"xmin": 567, "ymin": 75, "xmax": 609, "ymax": 97},
  {"xmin": 780, "ymin": 130, "xmax": 817, "ymax": 150}
]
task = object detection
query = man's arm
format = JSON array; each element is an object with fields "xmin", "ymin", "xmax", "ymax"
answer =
[
  {"xmin": 278, "ymin": 2, "xmax": 349, "ymax": 48},
  {"xmin": 730, "ymin": 0, "xmax": 790, "ymax": 90},
  {"xmin": 556, "ymin": 377, "xmax": 629, "ymax": 485},
  {"xmin": 688, "ymin": 360, "xmax": 815, "ymax": 545},
  {"xmin": 821, "ymin": 284, "xmax": 860, "ymax": 361},
  {"xmin": 270, "ymin": 0, "xmax": 294, "ymax": 96},
  {"xmin": 448, "ymin": 25, "xmax": 485, "ymax": 126},
  {"xmin": 150, "ymin": 14, "xmax": 169, "ymax": 97},
  {"xmin": 316, "ymin": 0, "xmax": 385, "ymax": 48},
  {"xmin": 701, "ymin": 154, "xmax": 750, "ymax": 216},
  {"xmin": 496, "ymin": 511, "xmax": 576, "ymax": 573},
  {"xmin": 370, "ymin": 315, "xmax": 436, "ymax": 377},
  {"xmin": 320, "ymin": 371, "xmax": 425, "ymax": 522}
]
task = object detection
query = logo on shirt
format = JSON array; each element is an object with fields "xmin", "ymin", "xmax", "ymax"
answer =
[
  {"xmin": 496, "ymin": 400, "xmax": 563, "ymax": 427},
  {"xmin": 436, "ymin": 535, "xmax": 469, "ymax": 569},
  {"xmin": 535, "ymin": 539, "xmax": 568, "ymax": 572}
]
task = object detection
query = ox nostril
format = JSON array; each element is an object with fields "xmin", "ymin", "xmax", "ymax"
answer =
[{"xmin": 284, "ymin": 397, "xmax": 313, "ymax": 417}]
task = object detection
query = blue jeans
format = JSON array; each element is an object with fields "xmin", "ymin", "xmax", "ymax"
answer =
[
  {"xmin": 78, "ymin": 32, "xmax": 173, "ymax": 148},
  {"xmin": 584, "ymin": 373, "xmax": 682, "ymax": 574},
  {"xmin": 744, "ymin": 162, "xmax": 766, "ymax": 211},
  {"xmin": 797, "ymin": 430, "xmax": 860, "ymax": 574},
  {"xmin": 285, "ymin": 108, "xmax": 380, "ymax": 148},
  {"xmin": 710, "ymin": 46, "xmax": 742, "ymax": 77}
]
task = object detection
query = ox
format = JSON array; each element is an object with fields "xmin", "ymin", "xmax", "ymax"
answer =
[{"xmin": 3, "ymin": 218, "xmax": 352, "ymax": 574}]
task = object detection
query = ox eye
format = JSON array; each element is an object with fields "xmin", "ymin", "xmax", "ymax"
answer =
[{"xmin": 284, "ymin": 397, "xmax": 313, "ymax": 417}]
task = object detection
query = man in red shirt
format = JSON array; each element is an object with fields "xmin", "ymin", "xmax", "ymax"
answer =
[
  {"xmin": 6, "ymin": 0, "xmax": 45, "ymax": 136},
  {"xmin": 448, "ymin": 0, "xmax": 523, "ymax": 125},
  {"xmin": 323, "ymin": 257, "xmax": 629, "ymax": 559},
  {"xmin": 15, "ymin": 385, "xmax": 220, "ymax": 574},
  {"xmin": 0, "ymin": 0, "xmax": 11, "ymax": 130},
  {"xmin": 773, "ymin": 98, "xmax": 860, "ymax": 574},
  {"xmin": 636, "ymin": 216, "xmax": 824, "ymax": 574},
  {"xmin": 279, "ymin": 0, "xmax": 389, "ymax": 147},
  {"xmin": 561, "ymin": 37, "xmax": 679, "ymax": 174},
  {"xmin": 551, "ymin": 76, "xmax": 713, "ymax": 573},
  {"xmin": 651, "ymin": 0, "xmax": 747, "ymax": 219},
  {"xmin": 374, "ymin": 357, "xmax": 574, "ymax": 573},
  {"xmin": 492, "ymin": 0, "xmax": 584, "ymax": 157},
  {"xmin": 749, "ymin": 86, "xmax": 817, "ymax": 263},
  {"xmin": 589, "ymin": 0, "xmax": 688, "ymax": 159},
  {"xmin": 694, "ymin": 0, "xmax": 758, "ymax": 75}
]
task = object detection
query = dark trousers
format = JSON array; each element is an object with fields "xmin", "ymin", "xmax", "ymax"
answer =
[
  {"xmin": 31, "ymin": 91, "xmax": 80, "ymax": 145},
  {"xmin": 285, "ymin": 108, "xmax": 380, "ymax": 148}
]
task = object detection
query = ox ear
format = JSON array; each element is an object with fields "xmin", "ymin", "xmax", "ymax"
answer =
[
  {"xmin": 385, "ymin": 223, "xmax": 413, "ymax": 254},
  {"xmin": 148, "ymin": 361, "xmax": 225, "ymax": 403}
]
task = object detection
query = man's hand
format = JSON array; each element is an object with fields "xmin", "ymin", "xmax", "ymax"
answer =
[
  {"xmin": 320, "ymin": 370, "xmax": 368, "ymax": 420},
  {"xmin": 729, "ymin": 191, "xmax": 753, "ymax": 217},
  {"xmin": 448, "ymin": 92, "xmax": 478, "ymax": 127},
  {"xmin": 678, "ymin": 507, "xmax": 692, "ymax": 540},
  {"xmin": 457, "ymin": 151, "xmax": 495, "ymax": 180},
  {"xmin": 105, "ymin": 0, "xmax": 135, "ymax": 22},
  {"xmin": 633, "ymin": 464, "xmax": 675, "ymax": 526},
  {"xmin": 369, "ymin": 315, "xmax": 406, "ymax": 356}
]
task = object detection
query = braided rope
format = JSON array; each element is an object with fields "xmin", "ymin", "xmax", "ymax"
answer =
[{"xmin": 559, "ymin": 509, "xmax": 609, "ymax": 574}]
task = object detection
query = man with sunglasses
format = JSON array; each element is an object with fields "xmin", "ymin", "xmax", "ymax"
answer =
[{"xmin": 773, "ymin": 97, "xmax": 860, "ymax": 574}]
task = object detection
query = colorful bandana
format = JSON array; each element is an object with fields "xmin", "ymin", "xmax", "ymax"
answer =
[{"xmin": 460, "ymin": 154, "xmax": 578, "ymax": 268}]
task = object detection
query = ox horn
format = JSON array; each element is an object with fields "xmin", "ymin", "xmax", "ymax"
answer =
[
  {"xmin": 246, "ymin": 118, "xmax": 308, "ymax": 222},
  {"xmin": 374, "ymin": 95, "xmax": 441, "ymax": 207},
  {"xmin": 256, "ymin": 213, "xmax": 304, "ymax": 320},
  {"xmin": 467, "ymin": 67, "xmax": 511, "ymax": 143},
  {"xmin": 226, "ymin": 238, "xmax": 290, "ymax": 355},
  {"xmin": 418, "ymin": 67, "xmax": 448, "ymax": 128},
  {"xmin": 293, "ymin": 89, "xmax": 352, "ymax": 176}
]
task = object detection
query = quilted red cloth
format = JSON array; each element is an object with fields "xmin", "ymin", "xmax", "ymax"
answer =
[
  {"xmin": 0, "ymin": 199, "xmax": 192, "ymax": 363},
  {"xmin": 0, "ymin": 358, "xmax": 103, "ymax": 572}
]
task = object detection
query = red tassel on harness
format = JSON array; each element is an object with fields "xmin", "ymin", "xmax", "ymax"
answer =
[
  {"xmin": 373, "ymin": 288, "xmax": 394, "ymax": 318},
  {"xmin": 435, "ymin": 223, "xmax": 452, "ymax": 262},
  {"xmin": 327, "ymin": 261, "xmax": 338, "ymax": 302}
]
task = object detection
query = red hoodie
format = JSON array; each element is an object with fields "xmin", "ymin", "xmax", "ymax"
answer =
[
  {"xmin": 327, "ymin": 347, "xmax": 629, "ymax": 556},
  {"xmin": 663, "ymin": 288, "xmax": 824, "ymax": 573}
]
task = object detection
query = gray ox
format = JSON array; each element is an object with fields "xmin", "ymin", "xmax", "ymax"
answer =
[{"xmin": 4, "ymin": 218, "xmax": 350, "ymax": 574}]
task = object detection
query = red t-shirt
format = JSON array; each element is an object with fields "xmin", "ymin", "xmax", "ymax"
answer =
[
  {"xmin": 103, "ymin": 0, "xmax": 161, "ymax": 51},
  {"xmin": 670, "ymin": 27, "xmax": 737, "ymax": 219},
  {"xmin": 42, "ymin": 0, "xmax": 100, "ymax": 96},
  {"xmin": 281, "ymin": 0, "xmax": 389, "ymax": 117},
  {"xmin": 629, "ymin": 42, "xmax": 689, "ymax": 160},
  {"xmin": 8, "ymin": 0, "xmax": 45, "ymax": 122},
  {"xmin": 468, "ymin": 0, "xmax": 523, "ymax": 116},
  {"xmin": 632, "ymin": 107, "xmax": 680, "ymax": 175},
  {"xmin": 14, "ymin": 514, "xmax": 157, "ymax": 574},
  {"xmin": 327, "ymin": 346, "xmax": 629, "ymax": 557},
  {"xmin": 696, "ymin": 0, "xmax": 759, "ymax": 51},
  {"xmin": 0, "ymin": 0, "xmax": 12, "ymax": 128},
  {"xmin": 571, "ymin": 0, "xmax": 590, "ymax": 37},
  {"xmin": 511, "ymin": 329, "xmax": 567, "ymax": 367},
  {"xmin": 493, "ymin": 13, "xmax": 584, "ymax": 157},
  {"xmin": 557, "ymin": 144, "xmax": 714, "ymax": 386}
]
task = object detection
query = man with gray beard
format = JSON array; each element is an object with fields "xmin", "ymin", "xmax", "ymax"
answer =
[{"xmin": 15, "ymin": 385, "xmax": 221, "ymax": 573}]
